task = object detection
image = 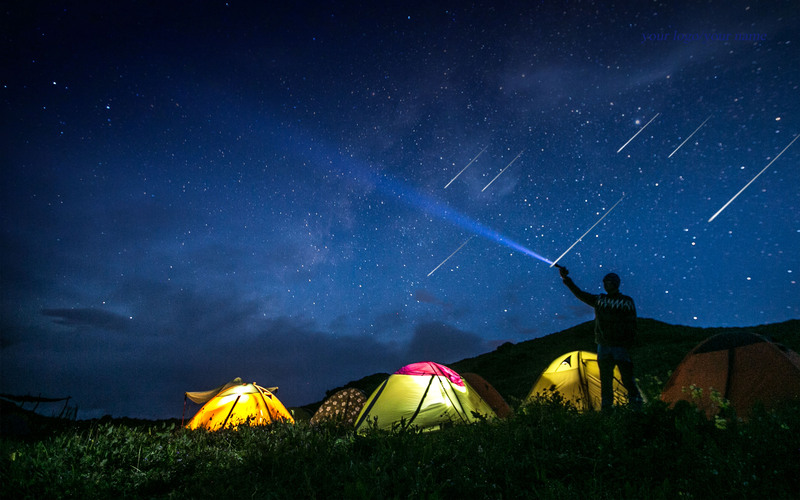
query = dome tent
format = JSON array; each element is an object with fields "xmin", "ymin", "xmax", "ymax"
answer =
[
  {"xmin": 461, "ymin": 372, "xmax": 512, "ymax": 419},
  {"xmin": 353, "ymin": 361, "xmax": 497, "ymax": 433},
  {"xmin": 524, "ymin": 350, "xmax": 630, "ymax": 411},
  {"xmin": 184, "ymin": 378, "xmax": 294, "ymax": 431},
  {"xmin": 310, "ymin": 387, "xmax": 367, "ymax": 426},
  {"xmin": 660, "ymin": 332, "xmax": 800, "ymax": 419}
]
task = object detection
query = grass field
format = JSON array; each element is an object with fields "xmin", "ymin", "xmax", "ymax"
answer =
[
  {"xmin": 2, "ymin": 318, "xmax": 798, "ymax": 498},
  {"xmin": 2, "ymin": 398, "xmax": 799, "ymax": 499}
]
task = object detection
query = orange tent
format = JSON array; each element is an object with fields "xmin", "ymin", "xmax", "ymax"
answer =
[
  {"xmin": 462, "ymin": 372, "xmax": 512, "ymax": 419},
  {"xmin": 185, "ymin": 378, "xmax": 294, "ymax": 431},
  {"xmin": 660, "ymin": 332, "xmax": 800, "ymax": 419}
]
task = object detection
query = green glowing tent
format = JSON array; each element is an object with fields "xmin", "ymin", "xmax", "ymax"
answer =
[{"xmin": 353, "ymin": 361, "xmax": 497, "ymax": 433}]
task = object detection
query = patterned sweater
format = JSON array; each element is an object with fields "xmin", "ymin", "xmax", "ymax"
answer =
[{"xmin": 562, "ymin": 276, "xmax": 637, "ymax": 347}]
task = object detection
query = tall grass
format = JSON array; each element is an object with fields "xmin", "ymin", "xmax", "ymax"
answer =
[{"xmin": 3, "ymin": 399, "xmax": 798, "ymax": 499}]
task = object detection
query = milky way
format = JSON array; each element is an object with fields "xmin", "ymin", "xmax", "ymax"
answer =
[{"xmin": 1, "ymin": 1, "xmax": 798, "ymax": 418}]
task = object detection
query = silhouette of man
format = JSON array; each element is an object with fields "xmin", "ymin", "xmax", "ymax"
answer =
[{"xmin": 557, "ymin": 265, "xmax": 642, "ymax": 410}]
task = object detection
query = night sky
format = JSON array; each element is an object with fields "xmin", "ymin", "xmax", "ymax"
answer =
[{"xmin": 2, "ymin": 1, "xmax": 798, "ymax": 420}]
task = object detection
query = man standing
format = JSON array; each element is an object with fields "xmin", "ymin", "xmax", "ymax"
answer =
[{"xmin": 557, "ymin": 265, "xmax": 642, "ymax": 410}]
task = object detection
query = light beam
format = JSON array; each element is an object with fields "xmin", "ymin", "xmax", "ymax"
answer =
[
  {"xmin": 379, "ymin": 174, "xmax": 553, "ymax": 265},
  {"xmin": 275, "ymin": 124, "xmax": 553, "ymax": 266}
]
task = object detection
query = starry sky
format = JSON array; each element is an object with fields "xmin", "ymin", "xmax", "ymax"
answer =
[{"xmin": 2, "ymin": 1, "xmax": 798, "ymax": 420}]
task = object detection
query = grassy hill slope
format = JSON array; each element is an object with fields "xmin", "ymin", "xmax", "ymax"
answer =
[{"xmin": 315, "ymin": 318, "xmax": 800, "ymax": 411}]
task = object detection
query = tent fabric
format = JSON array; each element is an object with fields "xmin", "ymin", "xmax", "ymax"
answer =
[
  {"xmin": 185, "ymin": 379, "xmax": 294, "ymax": 431},
  {"xmin": 660, "ymin": 332, "xmax": 800, "ymax": 419},
  {"xmin": 461, "ymin": 372, "xmax": 512, "ymax": 419},
  {"xmin": 524, "ymin": 351, "xmax": 629, "ymax": 411},
  {"xmin": 395, "ymin": 361, "xmax": 464, "ymax": 385},
  {"xmin": 185, "ymin": 378, "xmax": 242, "ymax": 405},
  {"xmin": 354, "ymin": 361, "xmax": 497, "ymax": 433},
  {"xmin": 289, "ymin": 407, "xmax": 312, "ymax": 422},
  {"xmin": 309, "ymin": 387, "xmax": 367, "ymax": 426},
  {"xmin": 185, "ymin": 377, "xmax": 280, "ymax": 405}
]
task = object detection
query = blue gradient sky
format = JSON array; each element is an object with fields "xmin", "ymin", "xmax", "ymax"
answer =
[{"xmin": 2, "ymin": 1, "xmax": 798, "ymax": 419}]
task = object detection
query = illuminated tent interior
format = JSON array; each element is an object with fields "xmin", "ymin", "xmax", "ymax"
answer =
[
  {"xmin": 353, "ymin": 361, "xmax": 497, "ymax": 433},
  {"xmin": 524, "ymin": 351, "xmax": 629, "ymax": 411},
  {"xmin": 184, "ymin": 378, "xmax": 294, "ymax": 431}
]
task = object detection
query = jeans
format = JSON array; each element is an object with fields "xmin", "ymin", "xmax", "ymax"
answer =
[{"xmin": 597, "ymin": 344, "xmax": 642, "ymax": 409}]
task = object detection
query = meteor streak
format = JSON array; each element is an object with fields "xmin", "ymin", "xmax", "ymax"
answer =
[
  {"xmin": 427, "ymin": 237, "xmax": 474, "ymax": 277},
  {"xmin": 669, "ymin": 115, "xmax": 711, "ymax": 158},
  {"xmin": 275, "ymin": 123, "xmax": 552, "ymax": 266},
  {"xmin": 617, "ymin": 113, "xmax": 660, "ymax": 153},
  {"xmin": 549, "ymin": 194, "xmax": 626, "ymax": 268},
  {"xmin": 445, "ymin": 145, "xmax": 488, "ymax": 188},
  {"xmin": 708, "ymin": 133, "xmax": 799, "ymax": 222},
  {"xmin": 481, "ymin": 150, "xmax": 524, "ymax": 192}
]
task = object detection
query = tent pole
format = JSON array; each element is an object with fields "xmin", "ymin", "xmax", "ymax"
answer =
[
  {"xmin": 438, "ymin": 376, "xmax": 469, "ymax": 423},
  {"xmin": 58, "ymin": 396, "xmax": 71, "ymax": 419},
  {"xmin": 406, "ymin": 376, "xmax": 436, "ymax": 429},
  {"xmin": 579, "ymin": 355, "xmax": 594, "ymax": 411},
  {"xmin": 221, "ymin": 395, "xmax": 241, "ymax": 429},
  {"xmin": 354, "ymin": 379, "xmax": 389, "ymax": 431},
  {"xmin": 255, "ymin": 385, "xmax": 272, "ymax": 424},
  {"xmin": 724, "ymin": 347, "xmax": 736, "ymax": 400}
]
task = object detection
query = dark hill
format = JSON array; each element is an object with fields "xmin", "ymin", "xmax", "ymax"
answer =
[{"xmin": 310, "ymin": 318, "xmax": 799, "ymax": 412}]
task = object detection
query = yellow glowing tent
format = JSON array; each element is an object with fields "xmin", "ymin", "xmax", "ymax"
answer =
[
  {"xmin": 184, "ymin": 378, "xmax": 294, "ymax": 431},
  {"xmin": 524, "ymin": 351, "xmax": 628, "ymax": 411},
  {"xmin": 353, "ymin": 361, "xmax": 497, "ymax": 433}
]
